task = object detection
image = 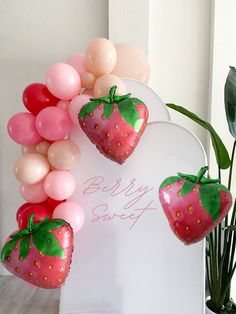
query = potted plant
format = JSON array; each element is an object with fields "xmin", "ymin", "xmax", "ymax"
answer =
[{"xmin": 166, "ymin": 66, "xmax": 236, "ymax": 314}]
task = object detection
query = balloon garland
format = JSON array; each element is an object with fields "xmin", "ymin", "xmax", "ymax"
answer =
[{"xmin": 1, "ymin": 38, "xmax": 150, "ymax": 288}]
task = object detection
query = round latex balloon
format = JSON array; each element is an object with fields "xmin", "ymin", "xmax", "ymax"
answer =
[
  {"xmin": 47, "ymin": 139, "xmax": 80, "ymax": 170},
  {"xmin": 44, "ymin": 170, "xmax": 76, "ymax": 200},
  {"xmin": 66, "ymin": 53, "xmax": 87, "ymax": 75},
  {"xmin": 81, "ymin": 72, "xmax": 96, "ymax": 89},
  {"xmin": 22, "ymin": 83, "xmax": 59, "ymax": 115},
  {"xmin": 93, "ymin": 74, "xmax": 126, "ymax": 97},
  {"xmin": 35, "ymin": 140, "xmax": 50, "ymax": 156},
  {"xmin": 20, "ymin": 181, "xmax": 48, "ymax": 203},
  {"xmin": 41, "ymin": 198, "xmax": 65, "ymax": 213},
  {"xmin": 85, "ymin": 38, "xmax": 117, "ymax": 76},
  {"xmin": 17, "ymin": 204, "xmax": 51, "ymax": 229},
  {"xmin": 7, "ymin": 112, "xmax": 42, "ymax": 145},
  {"xmin": 35, "ymin": 107, "xmax": 72, "ymax": 141},
  {"xmin": 57, "ymin": 100, "xmax": 70, "ymax": 111},
  {"xmin": 112, "ymin": 43, "xmax": 150, "ymax": 83},
  {"xmin": 21, "ymin": 145, "xmax": 36, "ymax": 155},
  {"xmin": 14, "ymin": 153, "xmax": 50, "ymax": 185},
  {"xmin": 68, "ymin": 94, "xmax": 91, "ymax": 126},
  {"xmin": 16, "ymin": 203, "xmax": 32, "ymax": 222},
  {"xmin": 45, "ymin": 63, "xmax": 81, "ymax": 100},
  {"xmin": 53, "ymin": 201, "xmax": 85, "ymax": 233}
]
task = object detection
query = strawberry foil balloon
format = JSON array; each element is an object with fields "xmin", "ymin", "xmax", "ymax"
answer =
[
  {"xmin": 159, "ymin": 166, "xmax": 232, "ymax": 245},
  {"xmin": 78, "ymin": 85, "xmax": 148, "ymax": 164},
  {"xmin": 1, "ymin": 215, "xmax": 73, "ymax": 288}
]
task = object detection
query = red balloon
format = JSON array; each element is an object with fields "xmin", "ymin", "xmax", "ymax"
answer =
[
  {"xmin": 17, "ymin": 204, "xmax": 51, "ymax": 229},
  {"xmin": 16, "ymin": 203, "xmax": 32, "ymax": 222},
  {"xmin": 22, "ymin": 83, "xmax": 59, "ymax": 115},
  {"xmin": 41, "ymin": 198, "xmax": 65, "ymax": 214}
]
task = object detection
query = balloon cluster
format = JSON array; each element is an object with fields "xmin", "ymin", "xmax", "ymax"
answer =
[{"xmin": 7, "ymin": 37, "xmax": 150, "ymax": 235}]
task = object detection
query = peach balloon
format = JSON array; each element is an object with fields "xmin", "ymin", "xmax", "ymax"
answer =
[
  {"xmin": 57, "ymin": 100, "xmax": 70, "ymax": 111},
  {"xmin": 45, "ymin": 63, "xmax": 81, "ymax": 100},
  {"xmin": 35, "ymin": 140, "xmax": 50, "ymax": 156},
  {"xmin": 47, "ymin": 139, "xmax": 80, "ymax": 170},
  {"xmin": 93, "ymin": 74, "xmax": 126, "ymax": 97},
  {"xmin": 81, "ymin": 72, "xmax": 96, "ymax": 89},
  {"xmin": 20, "ymin": 181, "xmax": 48, "ymax": 203},
  {"xmin": 44, "ymin": 170, "xmax": 76, "ymax": 200},
  {"xmin": 21, "ymin": 145, "xmax": 36, "ymax": 155},
  {"xmin": 112, "ymin": 43, "xmax": 150, "ymax": 83},
  {"xmin": 85, "ymin": 38, "xmax": 117, "ymax": 76},
  {"xmin": 82, "ymin": 89, "xmax": 94, "ymax": 97},
  {"xmin": 68, "ymin": 94, "xmax": 91, "ymax": 126},
  {"xmin": 14, "ymin": 153, "xmax": 50, "ymax": 185}
]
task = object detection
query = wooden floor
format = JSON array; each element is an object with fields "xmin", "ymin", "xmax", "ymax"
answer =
[{"xmin": 0, "ymin": 276, "xmax": 60, "ymax": 314}]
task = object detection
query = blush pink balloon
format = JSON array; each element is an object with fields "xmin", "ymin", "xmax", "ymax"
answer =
[
  {"xmin": 44, "ymin": 170, "xmax": 76, "ymax": 200},
  {"xmin": 112, "ymin": 43, "xmax": 150, "ymax": 83},
  {"xmin": 66, "ymin": 53, "xmax": 87, "ymax": 75},
  {"xmin": 93, "ymin": 74, "xmax": 126, "ymax": 97},
  {"xmin": 53, "ymin": 201, "xmax": 85, "ymax": 233},
  {"xmin": 20, "ymin": 181, "xmax": 48, "ymax": 203},
  {"xmin": 45, "ymin": 63, "xmax": 81, "ymax": 100},
  {"xmin": 57, "ymin": 100, "xmax": 70, "ymax": 111},
  {"xmin": 35, "ymin": 107, "xmax": 72, "ymax": 141},
  {"xmin": 81, "ymin": 72, "xmax": 96, "ymax": 89},
  {"xmin": 82, "ymin": 89, "xmax": 94, "ymax": 97},
  {"xmin": 85, "ymin": 38, "xmax": 117, "ymax": 76},
  {"xmin": 7, "ymin": 112, "xmax": 42, "ymax": 145},
  {"xmin": 68, "ymin": 94, "xmax": 91, "ymax": 126}
]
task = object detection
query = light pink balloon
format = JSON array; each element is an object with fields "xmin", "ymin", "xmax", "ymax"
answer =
[
  {"xmin": 112, "ymin": 43, "xmax": 150, "ymax": 83},
  {"xmin": 45, "ymin": 63, "xmax": 81, "ymax": 100},
  {"xmin": 66, "ymin": 53, "xmax": 87, "ymax": 75},
  {"xmin": 44, "ymin": 170, "xmax": 76, "ymax": 200},
  {"xmin": 35, "ymin": 107, "xmax": 72, "ymax": 141},
  {"xmin": 93, "ymin": 74, "xmax": 126, "ymax": 97},
  {"xmin": 20, "ymin": 181, "xmax": 48, "ymax": 203},
  {"xmin": 68, "ymin": 94, "xmax": 91, "ymax": 126},
  {"xmin": 57, "ymin": 100, "xmax": 70, "ymax": 111},
  {"xmin": 14, "ymin": 153, "xmax": 50, "ymax": 185},
  {"xmin": 81, "ymin": 72, "xmax": 96, "ymax": 89},
  {"xmin": 53, "ymin": 201, "xmax": 85, "ymax": 233},
  {"xmin": 85, "ymin": 38, "xmax": 117, "ymax": 76},
  {"xmin": 8, "ymin": 112, "xmax": 42, "ymax": 145}
]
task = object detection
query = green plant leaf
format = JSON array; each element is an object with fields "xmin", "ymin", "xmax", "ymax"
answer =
[
  {"xmin": 20, "ymin": 236, "xmax": 30, "ymax": 260},
  {"xmin": 1, "ymin": 238, "xmax": 18, "ymax": 262},
  {"xmin": 225, "ymin": 66, "xmax": 236, "ymax": 139},
  {"xmin": 199, "ymin": 185, "xmax": 220, "ymax": 222},
  {"xmin": 32, "ymin": 231, "xmax": 65, "ymax": 258},
  {"xmin": 104, "ymin": 102, "xmax": 114, "ymax": 119},
  {"xmin": 180, "ymin": 181, "xmax": 196, "ymax": 197},
  {"xmin": 159, "ymin": 176, "xmax": 182, "ymax": 189},
  {"xmin": 118, "ymin": 99, "xmax": 141, "ymax": 132},
  {"xmin": 166, "ymin": 103, "xmax": 231, "ymax": 169},
  {"xmin": 79, "ymin": 101, "xmax": 101, "ymax": 120},
  {"xmin": 38, "ymin": 219, "xmax": 68, "ymax": 232}
]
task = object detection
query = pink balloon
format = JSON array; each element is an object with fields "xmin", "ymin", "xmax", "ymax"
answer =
[
  {"xmin": 81, "ymin": 72, "xmax": 96, "ymax": 89},
  {"xmin": 44, "ymin": 170, "xmax": 76, "ymax": 200},
  {"xmin": 45, "ymin": 63, "xmax": 81, "ymax": 100},
  {"xmin": 57, "ymin": 100, "xmax": 70, "ymax": 111},
  {"xmin": 7, "ymin": 112, "xmax": 42, "ymax": 145},
  {"xmin": 53, "ymin": 201, "xmax": 85, "ymax": 233},
  {"xmin": 20, "ymin": 181, "xmax": 48, "ymax": 203},
  {"xmin": 82, "ymin": 89, "xmax": 94, "ymax": 97},
  {"xmin": 68, "ymin": 94, "xmax": 91, "ymax": 126},
  {"xmin": 35, "ymin": 107, "xmax": 72, "ymax": 141},
  {"xmin": 93, "ymin": 74, "xmax": 126, "ymax": 97},
  {"xmin": 85, "ymin": 38, "xmax": 117, "ymax": 75},
  {"xmin": 66, "ymin": 54, "xmax": 87, "ymax": 75}
]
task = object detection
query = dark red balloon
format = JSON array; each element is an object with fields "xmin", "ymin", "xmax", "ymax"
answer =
[
  {"xmin": 17, "ymin": 204, "xmax": 51, "ymax": 229},
  {"xmin": 22, "ymin": 83, "xmax": 59, "ymax": 115},
  {"xmin": 41, "ymin": 198, "xmax": 65, "ymax": 214},
  {"xmin": 16, "ymin": 203, "xmax": 32, "ymax": 222}
]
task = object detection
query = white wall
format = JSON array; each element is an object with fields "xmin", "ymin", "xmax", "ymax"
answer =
[{"xmin": 0, "ymin": 0, "xmax": 108, "ymax": 273}]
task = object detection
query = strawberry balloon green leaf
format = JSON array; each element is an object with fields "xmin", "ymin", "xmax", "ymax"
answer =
[
  {"xmin": 1, "ymin": 214, "xmax": 74, "ymax": 289},
  {"xmin": 159, "ymin": 166, "xmax": 232, "ymax": 245},
  {"xmin": 78, "ymin": 85, "xmax": 149, "ymax": 164}
]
